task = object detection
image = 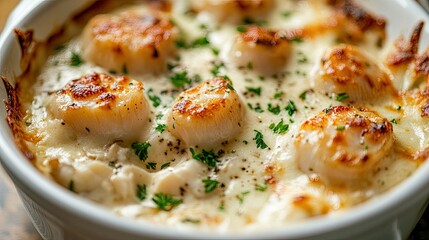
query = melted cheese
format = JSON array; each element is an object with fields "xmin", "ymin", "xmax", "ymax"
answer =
[{"xmin": 19, "ymin": 0, "xmax": 427, "ymax": 232}]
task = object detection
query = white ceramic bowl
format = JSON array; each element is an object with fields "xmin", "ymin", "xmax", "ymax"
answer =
[{"xmin": 1, "ymin": 1, "xmax": 429, "ymax": 239}]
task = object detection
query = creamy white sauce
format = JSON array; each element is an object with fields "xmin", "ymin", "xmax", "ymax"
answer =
[{"xmin": 22, "ymin": 0, "xmax": 425, "ymax": 232}]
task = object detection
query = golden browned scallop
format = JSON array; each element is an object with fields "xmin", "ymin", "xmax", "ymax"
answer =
[
  {"xmin": 167, "ymin": 77, "xmax": 244, "ymax": 148},
  {"xmin": 191, "ymin": 0, "xmax": 273, "ymax": 23},
  {"xmin": 81, "ymin": 8, "xmax": 177, "ymax": 74},
  {"xmin": 295, "ymin": 106, "xmax": 394, "ymax": 188},
  {"xmin": 315, "ymin": 44, "xmax": 392, "ymax": 101},
  {"xmin": 48, "ymin": 73, "xmax": 149, "ymax": 140},
  {"xmin": 230, "ymin": 26, "xmax": 290, "ymax": 74}
]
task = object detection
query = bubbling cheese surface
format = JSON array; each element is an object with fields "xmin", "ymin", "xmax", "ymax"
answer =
[{"xmin": 20, "ymin": 0, "xmax": 429, "ymax": 232}]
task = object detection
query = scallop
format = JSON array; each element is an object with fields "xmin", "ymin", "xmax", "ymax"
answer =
[
  {"xmin": 191, "ymin": 0, "xmax": 273, "ymax": 23},
  {"xmin": 167, "ymin": 77, "xmax": 244, "ymax": 148},
  {"xmin": 81, "ymin": 8, "xmax": 177, "ymax": 74},
  {"xmin": 48, "ymin": 73, "xmax": 149, "ymax": 140},
  {"xmin": 295, "ymin": 106, "xmax": 394, "ymax": 188},
  {"xmin": 315, "ymin": 44, "xmax": 392, "ymax": 101},
  {"xmin": 230, "ymin": 26, "xmax": 290, "ymax": 75}
]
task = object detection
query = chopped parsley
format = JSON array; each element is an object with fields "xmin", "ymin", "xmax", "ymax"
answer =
[
  {"xmin": 274, "ymin": 91, "xmax": 283, "ymax": 99},
  {"xmin": 267, "ymin": 103, "xmax": 281, "ymax": 115},
  {"xmin": 68, "ymin": 180, "xmax": 75, "ymax": 192},
  {"xmin": 70, "ymin": 52, "xmax": 84, "ymax": 67},
  {"xmin": 336, "ymin": 92, "xmax": 349, "ymax": 102},
  {"xmin": 247, "ymin": 62, "xmax": 253, "ymax": 70},
  {"xmin": 190, "ymin": 36, "xmax": 210, "ymax": 48},
  {"xmin": 255, "ymin": 183, "xmax": 268, "ymax": 192},
  {"xmin": 132, "ymin": 142, "xmax": 151, "ymax": 161},
  {"xmin": 247, "ymin": 103, "xmax": 264, "ymax": 113},
  {"xmin": 136, "ymin": 184, "xmax": 147, "ymax": 201},
  {"xmin": 281, "ymin": 11, "xmax": 293, "ymax": 18},
  {"xmin": 211, "ymin": 62, "xmax": 224, "ymax": 77},
  {"xmin": 390, "ymin": 119, "xmax": 398, "ymax": 124},
  {"xmin": 147, "ymin": 89, "xmax": 161, "ymax": 107},
  {"xmin": 202, "ymin": 179, "xmax": 220, "ymax": 193},
  {"xmin": 253, "ymin": 130, "xmax": 268, "ymax": 149},
  {"xmin": 237, "ymin": 191, "xmax": 250, "ymax": 204},
  {"xmin": 122, "ymin": 64, "xmax": 128, "ymax": 74},
  {"xmin": 285, "ymin": 100, "xmax": 297, "ymax": 116},
  {"xmin": 146, "ymin": 162, "xmax": 157, "ymax": 170},
  {"xmin": 336, "ymin": 125, "xmax": 346, "ymax": 130},
  {"xmin": 181, "ymin": 218, "xmax": 201, "ymax": 224},
  {"xmin": 155, "ymin": 124, "xmax": 167, "ymax": 133},
  {"xmin": 299, "ymin": 91, "xmax": 307, "ymax": 100},
  {"xmin": 291, "ymin": 37, "xmax": 304, "ymax": 43},
  {"xmin": 160, "ymin": 162, "xmax": 170, "ymax": 169},
  {"xmin": 190, "ymin": 148, "xmax": 220, "ymax": 167},
  {"xmin": 152, "ymin": 193, "xmax": 182, "ymax": 211},
  {"xmin": 269, "ymin": 119, "xmax": 289, "ymax": 134},
  {"xmin": 397, "ymin": 106, "xmax": 402, "ymax": 111},
  {"xmin": 246, "ymin": 86, "xmax": 262, "ymax": 96},
  {"xmin": 170, "ymin": 71, "xmax": 192, "ymax": 88},
  {"xmin": 211, "ymin": 47, "xmax": 220, "ymax": 56},
  {"xmin": 236, "ymin": 25, "xmax": 247, "ymax": 33}
]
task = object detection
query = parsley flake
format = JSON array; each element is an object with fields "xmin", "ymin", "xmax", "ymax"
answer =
[
  {"xmin": 274, "ymin": 91, "xmax": 283, "ymax": 99},
  {"xmin": 190, "ymin": 36, "xmax": 210, "ymax": 48},
  {"xmin": 170, "ymin": 71, "xmax": 192, "ymax": 88},
  {"xmin": 285, "ymin": 100, "xmax": 297, "ymax": 116},
  {"xmin": 255, "ymin": 183, "xmax": 268, "ymax": 191},
  {"xmin": 336, "ymin": 92, "xmax": 349, "ymax": 102},
  {"xmin": 132, "ymin": 142, "xmax": 151, "ymax": 161},
  {"xmin": 155, "ymin": 124, "xmax": 167, "ymax": 133},
  {"xmin": 146, "ymin": 162, "xmax": 157, "ymax": 170},
  {"xmin": 247, "ymin": 103, "xmax": 264, "ymax": 113},
  {"xmin": 299, "ymin": 91, "xmax": 307, "ymax": 100},
  {"xmin": 291, "ymin": 37, "xmax": 303, "ymax": 43},
  {"xmin": 211, "ymin": 62, "xmax": 224, "ymax": 77},
  {"xmin": 236, "ymin": 26, "xmax": 247, "ymax": 33},
  {"xmin": 246, "ymin": 86, "xmax": 262, "ymax": 96},
  {"xmin": 253, "ymin": 130, "xmax": 268, "ymax": 149},
  {"xmin": 68, "ymin": 180, "xmax": 75, "ymax": 192},
  {"xmin": 147, "ymin": 89, "xmax": 161, "ymax": 107},
  {"xmin": 237, "ymin": 191, "xmax": 250, "ymax": 204},
  {"xmin": 190, "ymin": 148, "xmax": 220, "ymax": 167},
  {"xmin": 152, "ymin": 193, "xmax": 182, "ymax": 211},
  {"xmin": 160, "ymin": 162, "xmax": 170, "ymax": 169},
  {"xmin": 336, "ymin": 125, "xmax": 346, "ymax": 130},
  {"xmin": 269, "ymin": 119, "xmax": 289, "ymax": 134},
  {"xmin": 390, "ymin": 119, "xmax": 398, "ymax": 124},
  {"xmin": 267, "ymin": 103, "xmax": 281, "ymax": 115},
  {"xmin": 202, "ymin": 179, "xmax": 220, "ymax": 193},
  {"xmin": 281, "ymin": 11, "xmax": 293, "ymax": 18},
  {"xmin": 136, "ymin": 184, "xmax": 147, "ymax": 201},
  {"xmin": 70, "ymin": 52, "xmax": 84, "ymax": 67}
]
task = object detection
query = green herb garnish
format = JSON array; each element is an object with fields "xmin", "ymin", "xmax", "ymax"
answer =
[
  {"xmin": 269, "ymin": 119, "xmax": 289, "ymax": 134},
  {"xmin": 253, "ymin": 130, "xmax": 268, "ymax": 149},
  {"xmin": 152, "ymin": 193, "xmax": 182, "ymax": 211},
  {"xmin": 170, "ymin": 71, "xmax": 192, "ymax": 88},
  {"xmin": 70, "ymin": 52, "xmax": 84, "ymax": 67},
  {"xmin": 136, "ymin": 184, "xmax": 147, "ymax": 201},
  {"xmin": 190, "ymin": 148, "xmax": 220, "ymax": 167},
  {"xmin": 285, "ymin": 100, "xmax": 297, "ymax": 116},
  {"xmin": 202, "ymin": 179, "xmax": 220, "ymax": 193},
  {"xmin": 336, "ymin": 92, "xmax": 349, "ymax": 102},
  {"xmin": 132, "ymin": 142, "xmax": 151, "ymax": 161}
]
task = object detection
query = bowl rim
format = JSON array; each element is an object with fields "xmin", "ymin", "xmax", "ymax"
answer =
[{"xmin": 1, "ymin": 0, "xmax": 429, "ymax": 239}]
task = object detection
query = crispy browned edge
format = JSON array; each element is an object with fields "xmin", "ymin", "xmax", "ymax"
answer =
[{"xmin": 2, "ymin": 30, "xmax": 36, "ymax": 161}]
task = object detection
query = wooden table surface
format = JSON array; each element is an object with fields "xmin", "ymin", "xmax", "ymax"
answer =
[{"xmin": 0, "ymin": 1, "xmax": 428, "ymax": 240}]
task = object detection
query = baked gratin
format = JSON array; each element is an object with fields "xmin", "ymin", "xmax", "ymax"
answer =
[{"xmin": 3, "ymin": 0, "xmax": 429, "ymax": 232}]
